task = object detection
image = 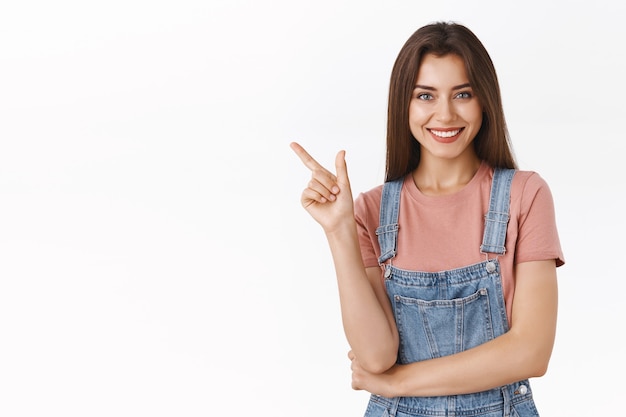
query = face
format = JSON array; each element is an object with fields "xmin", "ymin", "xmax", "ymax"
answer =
[{"xmin": 409, "ymin": 53, "xmax": 483, "ymax": 163}]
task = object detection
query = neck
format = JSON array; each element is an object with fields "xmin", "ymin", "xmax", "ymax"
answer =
[{"xmin": 412, "ymin": 155, "xmax": 482, "ymax": 196}]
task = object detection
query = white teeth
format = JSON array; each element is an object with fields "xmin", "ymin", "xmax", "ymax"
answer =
[{"xmin": 431, "ymin": 129, "xmax": 461, "ymax": 138}]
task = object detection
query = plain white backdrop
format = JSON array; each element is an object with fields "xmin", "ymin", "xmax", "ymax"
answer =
[{"xmin": 0, "ymin": 1, "xmax": 624, "ymax": 416}]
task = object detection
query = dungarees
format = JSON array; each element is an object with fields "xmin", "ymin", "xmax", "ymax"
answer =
[{"xmin": 364, "ymin": 169, "xmax": 540, "ymax": 417}]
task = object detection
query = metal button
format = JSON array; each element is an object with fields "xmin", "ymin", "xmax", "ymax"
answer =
[
  {"xmin": 384, "ymin": 267, "xmax": 391, "ymax": 278},
  {"xmin": 516, "ymin": 384, "xmax": 528, "ymax": 395},
  {"xmin": 486, "ymin": 261, "xmax": 496, "ymax": 273}
]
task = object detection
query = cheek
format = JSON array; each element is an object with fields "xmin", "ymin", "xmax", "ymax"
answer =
[
  {"xmin": 460, "ymin": 103, "xmax": 483, "ymax": 124},
  {"xmin": 408, "ymin": 114, "xmax": 427, "ymax": 140},
  {"xmin": 408, "ymin": 105, "xmax": 429, "ymax": 126}
]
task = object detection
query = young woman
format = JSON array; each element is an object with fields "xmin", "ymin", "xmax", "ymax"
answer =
[{"xmin": 291, "ymin": 21, "xmax": 564, "ymax": 416}]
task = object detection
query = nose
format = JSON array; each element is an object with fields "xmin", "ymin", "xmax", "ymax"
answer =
[{"xmin": 435, "ymin": 98, "xmax": 455, "ymax": 122}]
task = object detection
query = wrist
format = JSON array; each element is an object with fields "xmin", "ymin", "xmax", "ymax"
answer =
[{"xmin": 324, "ymin": 217, "xmax": 357, "ymax": 241}]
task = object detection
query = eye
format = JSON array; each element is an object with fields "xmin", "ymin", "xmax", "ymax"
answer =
[
  {"xmin": 455, "ymin": 91, "xmax": 472, "ymax": 99},
  {"xmin": 416, "ymin": 93, "xmax": 434, "ymax": 101}
]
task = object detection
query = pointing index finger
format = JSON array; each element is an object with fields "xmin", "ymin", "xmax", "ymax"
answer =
[{"xmin": 290, "ymin": 142, "xmax": 323, "ymax": 172}]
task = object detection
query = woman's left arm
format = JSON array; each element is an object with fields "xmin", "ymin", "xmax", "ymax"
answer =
[{"xmin": 350, "ymin": 259, "xmax": 558, "ymax": 397}]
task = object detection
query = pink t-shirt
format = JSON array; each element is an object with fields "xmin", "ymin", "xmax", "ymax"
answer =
[{"xmin": 354, "ymin": 162, "xmax": 565, "ymax": 323}]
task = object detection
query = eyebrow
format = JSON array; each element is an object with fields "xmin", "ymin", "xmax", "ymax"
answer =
[{"xmin": 414, "ymin": 83, "xmax": 472, "ymax": 91}]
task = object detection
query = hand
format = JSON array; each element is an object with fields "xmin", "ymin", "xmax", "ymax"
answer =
[
  {"xmin": 290, "ymin": 142, "xmax": 355, "ymax": 233},
  {"xmin": 348, "ymin": 350, "xmax": 397, "ymax": 398}
]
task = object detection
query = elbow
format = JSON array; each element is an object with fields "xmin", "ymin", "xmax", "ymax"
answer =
[
  {"xmin": 352, "ymin": 333, "xmax": 399, "ymax": 374},
  {"xmin": 506, "ymin": 324, "xmax": 555, "ymax": 379},
  {"xmin": 360, "ymin": 355, "xmax": 397, "ymax": 374},
  {"xmin": 352, "ymin": 333, "xmax": 399, "ymax": 375},
  {"xmin": 517, "ymin": 346, "xmax": 552, "ymax": 378},
  {"xmin": 528, "ymin": 356, "xmax": 550, "ymax": 378},
  {"xmin": 355, "ymin": 345, "xmax": 398, "ymax": 374}
]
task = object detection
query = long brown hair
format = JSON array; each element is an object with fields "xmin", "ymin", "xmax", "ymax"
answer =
[{"xmin": 385, "ymin": 21, "xmax": 517, "ymax": 182}]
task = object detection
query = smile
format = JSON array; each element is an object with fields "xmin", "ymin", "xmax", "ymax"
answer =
[{"xmin": 430, "ymin": 128, "xmax": 462, "ymax": 138}]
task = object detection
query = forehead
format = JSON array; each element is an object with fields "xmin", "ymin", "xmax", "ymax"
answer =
[{"xmin": 415, "ymin": 53, "xmax": 469, "ymax": 86}]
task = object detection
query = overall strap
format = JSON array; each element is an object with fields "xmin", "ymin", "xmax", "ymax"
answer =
[
  {"xmin": 480, "ymin": 168, "xmax": 516, "ymax": 255},
  {"xmin": 376, "ymin": 178, "xmax": 403, "ymax": 264}
]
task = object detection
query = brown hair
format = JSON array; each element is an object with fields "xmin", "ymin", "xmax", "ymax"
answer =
[{"xmin": 385, "ymin": 21, "xmax": 517, "ymax": 182}]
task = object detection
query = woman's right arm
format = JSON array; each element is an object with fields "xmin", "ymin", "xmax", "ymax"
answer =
[
  {"xmin": 290, "ymin": 142, "xmax": 399, "ymax": 373},
  {"xmin": 326, "ymin": 225, "xmax": 399, "ymax": 374}
]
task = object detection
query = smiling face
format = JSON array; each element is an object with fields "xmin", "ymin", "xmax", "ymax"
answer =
[{"xmin": 409, "ymin": 53, "xmax": 483, "ymax": 164}]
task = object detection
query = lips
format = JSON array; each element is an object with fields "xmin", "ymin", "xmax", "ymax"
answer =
[{"xmin": 429, "ymin": 128, "xmax": 464, "ymax": 143}]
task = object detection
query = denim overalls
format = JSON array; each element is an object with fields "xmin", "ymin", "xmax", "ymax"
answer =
[{"xmin": 364, "ymin": 168, "xmax": 540, "ymax": 417}]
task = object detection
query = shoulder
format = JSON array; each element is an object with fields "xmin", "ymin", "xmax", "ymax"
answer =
[
  {"xmin": 354, "ymin": 183, "xmax": 384, "ymax": 216},
  {"xmin": 512, "ymin": 169, "xmax": 550, "ymax": 190},
  {"xmin": 510, "ymin": 169, "xmax": 559, "ymax": 226},
  {"xmin": 511, "ymin": 170, "xmax": 555, "ymax": 204}
]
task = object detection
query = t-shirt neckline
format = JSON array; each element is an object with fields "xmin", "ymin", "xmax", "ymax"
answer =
[{"xmin": 403, "ymin": 161, "xmax": 490, "ymax": 206}]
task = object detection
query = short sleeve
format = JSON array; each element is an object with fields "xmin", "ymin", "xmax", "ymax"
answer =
[
  {"xmin": 514, "ymin": 173, "xmax": 565, "ymax": 267},
  {"xmin": 354, "ymin": 189, "xmax": 383, "ymax": 268}
]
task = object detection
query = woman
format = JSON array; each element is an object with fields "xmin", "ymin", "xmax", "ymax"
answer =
[{"xmin": 291, "ymin": 21, "xmax": 564, "ymax": 416}]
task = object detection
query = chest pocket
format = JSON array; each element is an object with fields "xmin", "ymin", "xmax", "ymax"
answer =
[{"xmin": 391, "ymin": 284, "xmax": 495, "ymax": 363}]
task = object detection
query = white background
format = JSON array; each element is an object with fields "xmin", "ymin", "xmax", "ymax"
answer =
[{"xmin": 0, "ymin": 1, "xmax": 624, "ymax": 416}]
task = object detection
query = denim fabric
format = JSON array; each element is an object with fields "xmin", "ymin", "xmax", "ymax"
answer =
[
  {"xmin": 376, "ymin": 179, "xmax": 402, "ymax": 265},
  {"xmin": 480, "ymin": 168, "xmax": 515, "ymax": 255},
  {"xmin": 365, "ymin": 168, "xmax": 539, "ymax": 417}
]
